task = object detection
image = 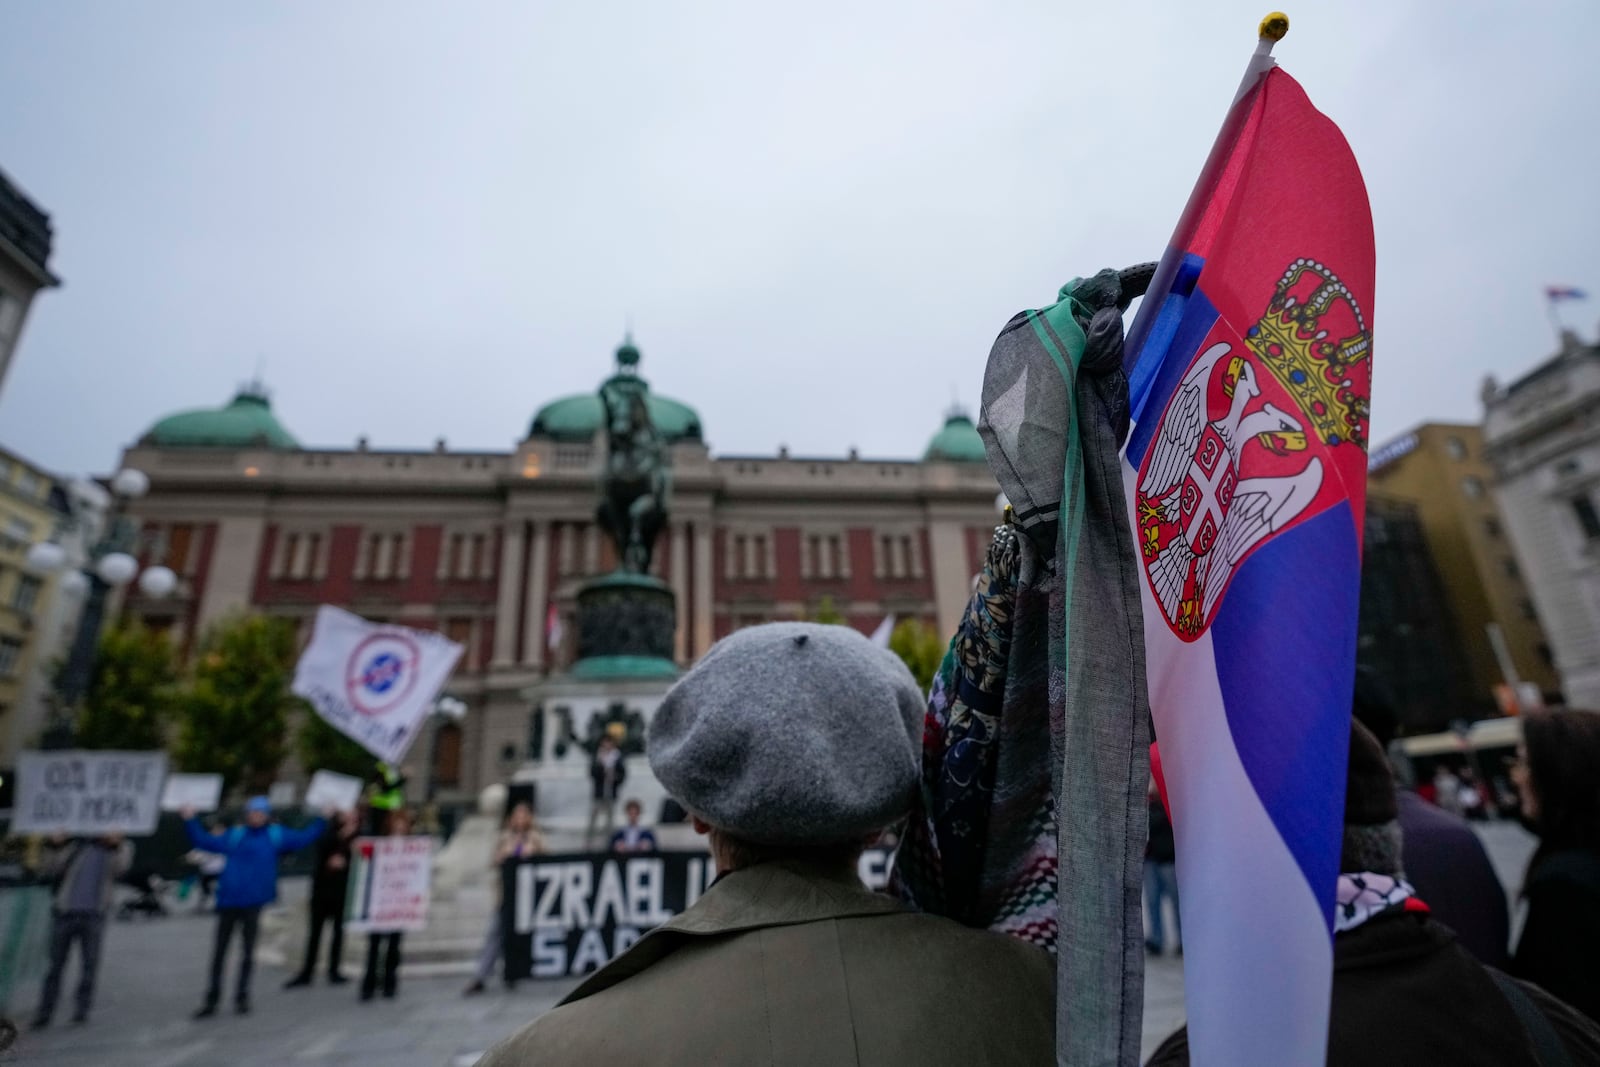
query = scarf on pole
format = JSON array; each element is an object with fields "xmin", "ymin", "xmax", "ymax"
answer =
[{"xmin": 894, "ymin": 268, "xmax": 1153, "ymax": 1066}]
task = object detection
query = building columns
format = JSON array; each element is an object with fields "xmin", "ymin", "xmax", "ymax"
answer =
[
  {"xmin": 492, "ymin": 522, "xmax": 526, "ymax": 667},
  {"xmin": 521, "ymin": 521, "xmax": 551, "ymax": 667},
  {"xmin": 670, "ymin": 522, "xmax": 689, "ymax": 662},
  {"xmin": 692, "ymin": 523, "xmax": 713, "ymax": 657}
]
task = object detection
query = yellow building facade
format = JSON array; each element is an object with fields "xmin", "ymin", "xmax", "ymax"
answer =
[
  {"xmin": 1368, "ymin": 422, "xmax": 1559, "ymax": 706},
  {"xmin": 0, "ymin": 446, "xmax": 69, "ymax": 763}
]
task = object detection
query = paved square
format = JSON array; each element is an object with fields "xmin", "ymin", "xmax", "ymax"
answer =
[{"xmin": 7, "ymin": 822, "xmax": 1535, "ymax": 1065}]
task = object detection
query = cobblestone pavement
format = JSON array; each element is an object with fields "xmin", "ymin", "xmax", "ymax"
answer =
[{"xmin": 8, "ymin": 822, "xmax": 1537, "ymax": 1066}]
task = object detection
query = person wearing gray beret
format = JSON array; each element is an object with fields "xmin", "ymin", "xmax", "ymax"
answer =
[
  {"xmin": 476, "ymin": 621, "xmax": 1055, "ymax": 1067},
  {"xmin": 648, "ymin": 621, "xmax": 924, "ymax": 849}
]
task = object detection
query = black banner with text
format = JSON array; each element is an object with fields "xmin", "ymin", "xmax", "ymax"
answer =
[{"xmin": 500, "ymin": 848, "xmax": 894, "ymax": 981}]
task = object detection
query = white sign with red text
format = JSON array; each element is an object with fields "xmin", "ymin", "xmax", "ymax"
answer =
[{"xmin": 345, "ymin": 835, "xmax": 433, "ymax": 933}]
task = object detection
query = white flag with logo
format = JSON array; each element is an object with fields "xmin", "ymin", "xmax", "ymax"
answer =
[{"xmin": 292, "ymin": 605, "xmax": 464, "ymax": 765}]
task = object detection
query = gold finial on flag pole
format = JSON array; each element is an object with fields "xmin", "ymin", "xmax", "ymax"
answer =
[{"xmin": 1259, "ymin": 12, "xmax": 1290, "ymax": 42}]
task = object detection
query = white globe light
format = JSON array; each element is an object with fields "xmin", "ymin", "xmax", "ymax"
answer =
[
  {"xmin": 96, "ymin": 552, "xmax": 139, "ymax": 587},
  {"xmin": 138, "ymin": 565, "xmax": 178, "ymax": 598},
  {"xmin": 60, "ymin": 570, "xmax": 90, "ymax": 596},
  {"xmin": 111, "ymin": 468, "xmax": 151, "ymax": 499},
  {"xmin": 25, "ymin": 540, "xmax": 67, "ymax": 573},
  {"xmin": 995, "ymin": 491, "xmax": 1011, "ymax": 515},
  {"xmin": 71, "ymin": 479, "xmax": 112, "ymax": 512}
]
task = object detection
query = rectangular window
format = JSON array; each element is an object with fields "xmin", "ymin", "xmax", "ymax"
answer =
[
  {"xmin": 1482, "ymin": 517, "xmax": 1502, "ymax": 539},
  {"xmin": 444, "ymin": 533, "xmax": 463, "ymax": 579},
  {"xmin": 1573, "ymin": 496, "xmax": 1600, "ymax": 541},
  {"xmin": 733, "ymin": 535, "xmax": 748, "ymax": 580},
  {"xmin": 1503, "ymin": 557, "xmax": 1521, "ymax": 579},
  {"xmin": 15, "ymin": 470, "xmax": 40, "ymax": 497},
  {"xmin": 167, "ymin": 523, "xmax": 196, "ymax": 575},
  {"xmin": 1521, "ymin": 598, "xmax": 1539, "ymax": 621},
  {"xmin": 753, "ymin": 535, "xmax": 768, "ymax": 579},
  {"xmin": 0, "ymin": 636, "xmax": 21, "ymax": 677},
  {"xmin": 12, "ymin": 574, "xmax": 41, "ymax": 615},
  {"xmin": 468, "ymin": 533, "xmax": 486, "ymax": 579}
]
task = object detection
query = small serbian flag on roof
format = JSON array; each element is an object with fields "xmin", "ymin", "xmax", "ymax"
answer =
[
  {"xmin": 1547, "ymin": 286, "xmax": 1587, "ymax": 302},
  {"xmin": 1121, "ymin": 17, "xmax": 1374, "ymax": 1067}
]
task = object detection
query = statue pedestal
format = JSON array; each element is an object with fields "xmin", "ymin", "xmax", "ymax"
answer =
[{"xmin": 573, "ymin": 572, "xmax": 677, "ymax": 676}]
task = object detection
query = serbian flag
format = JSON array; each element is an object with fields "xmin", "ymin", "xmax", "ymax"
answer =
[
  {"xmin": 1546, "ymin": 285, "xmax": 1587, "ymax": 302},
  {"xmin": 1121, "ymin": 38, "xmax": 1374, "ymax": 1067}
]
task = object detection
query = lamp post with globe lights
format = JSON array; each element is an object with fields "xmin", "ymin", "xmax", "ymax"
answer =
[{"xmin": 25, "ymin": 467, "xmax": 177, "ymax": 748}]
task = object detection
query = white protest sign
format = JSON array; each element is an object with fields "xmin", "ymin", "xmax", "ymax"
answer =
[
  {"xmin": 14, "ymin": 750, "xmax": 168, "ymax": 835},
  {"xmin": 292, "ymin": 606, "xmax": 463, "ymax": 766},
  {"xmin": 160, "ymin": 773, "xmax": 223, "ymax": 813},
  {"xmin": 305, "ymin": 770, "xmax": 363, "ymax": 813},
  {"xmin": 345, "ymin": 836, "xmax": 433, "ymax": 933}
]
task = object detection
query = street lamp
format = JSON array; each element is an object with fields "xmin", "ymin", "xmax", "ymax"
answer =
[{"xmin": 26, "ymin": 467, "xmax": 175, "ymax": 748}]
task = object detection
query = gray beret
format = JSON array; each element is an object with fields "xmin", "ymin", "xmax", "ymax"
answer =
[{"xmin": 647, "ymin": 621, "xmax": 924, "ymax": 846}]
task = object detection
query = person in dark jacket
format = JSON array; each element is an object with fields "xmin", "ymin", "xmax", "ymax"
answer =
[
  {"xmin": 1352, "ymin": 668, "xmax": 1510, "ymax": 967},
  {"xmin": 31, "ymin": 834, "xmax": 133, "ymax": 1028},
  {"xmin": 585, "ymin": 735, "xmax": 625, "ymax": 849},
  {"xmin": 1144, "ymin": 781, "xmax": 1180, "ymax": 955},
  {"xmin": 1149, "ymin": 720, "xmax": 1600, "ymax": 1066},
  {"xmin": 285, "ymin": 809, "xmax": 360, "ymax": 988},
  {"xmin": 1511, "ymin": 707, "xmax": 1600, "ymax": 1023},
  {"xmin": 183, "ymin": 797, "xmax": 325, "ymax": 1017}
]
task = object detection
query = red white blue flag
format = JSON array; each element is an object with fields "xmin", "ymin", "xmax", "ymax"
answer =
[{"xmin": 1121, "ymin": 51, "xmax": 1374, "ymax": 1067}]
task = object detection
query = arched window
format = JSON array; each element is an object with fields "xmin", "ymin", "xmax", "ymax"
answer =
[{"xmin": 432, "ymin": 721, "xmax": 462, "ymax": 790}]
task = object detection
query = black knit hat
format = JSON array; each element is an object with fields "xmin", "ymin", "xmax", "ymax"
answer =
[
  {"xmin": 1342, "ymin": 719, "xmax": 1403, "ymax": 876},
  {"xmin": 1346, "ymin": 719, "xmax": 1398, "ymax": 826}
]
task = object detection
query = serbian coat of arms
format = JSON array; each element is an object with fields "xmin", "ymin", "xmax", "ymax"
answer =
[{"xmin": 1135, "ymin": 259, "xmax": 1372, "ymax": 640}]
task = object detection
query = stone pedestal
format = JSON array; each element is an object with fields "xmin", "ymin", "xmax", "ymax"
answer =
[{"xmin": 572, "ymin": 572, "xmax": 678, "ymax": 680}]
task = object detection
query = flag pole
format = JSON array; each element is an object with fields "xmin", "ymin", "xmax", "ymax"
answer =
[
  {"xmin": 1124, "ymin": 12, "xmax": 1292, "ymax": 376},
  {"xmin": 1232, "ymin": 12, "xmax": 1290, "ymax": 105}
]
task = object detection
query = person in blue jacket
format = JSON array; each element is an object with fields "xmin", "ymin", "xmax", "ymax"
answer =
[{"xmin": 182, "ymin": 796, "xmax": 325, "ymax": 1018}]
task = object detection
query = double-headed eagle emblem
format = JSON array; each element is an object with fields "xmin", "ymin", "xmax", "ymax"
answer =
[{"xmin": 1136, "ymin": 259, "xmax": 1371, "ymax": 639}]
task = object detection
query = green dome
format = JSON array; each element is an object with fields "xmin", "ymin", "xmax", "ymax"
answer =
[
  {"xmin": 144, "ymin": 389, "xmax": 299, "ymax": 449},
  {"xmin": 528, "ymin": 338, "xmax": 702, "ymax": 443},
  {"xmin": 924, "ymin": 410, "xmax": 986, "ymax": 462},
  {"xmin": 529, "ymin": 391, "xmax": 703, "ymax": 442}
]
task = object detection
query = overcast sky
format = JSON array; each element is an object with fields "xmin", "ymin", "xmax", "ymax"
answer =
[{"xmin": 1, "ymin": 2, "xmax": 1596, "ymax": 476}]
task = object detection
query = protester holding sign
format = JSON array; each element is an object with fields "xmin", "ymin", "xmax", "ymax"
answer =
[
  {"xmin": 358, "ymin": 810, "xmax": 419, "ymax": 1002},
  {"xmin": 30, "ymin": 834, "xmax": 133, "ymax": 1029},
  {"xmin": 182, "ymin": 797, "xmax": 326, "ymax": 1018},
  {"xmin": 608, "ymin": 800, "xmax": 656, "ymax": 854},
  {"xmin": 476, "ymin": 623, "xmax": 1053, "ymax": 1067}
]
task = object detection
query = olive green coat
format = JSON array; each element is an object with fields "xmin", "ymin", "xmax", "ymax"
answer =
[{"xmin": 476, "ymin": 859, "xmax": 1055, "ymax": 1066}]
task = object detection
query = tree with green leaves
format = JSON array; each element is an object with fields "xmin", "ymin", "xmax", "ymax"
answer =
[
  {"xmin": 296, "ymin": 708, "xmax": 374, "ymax": 780},
  {"xmin": 889, "ymin": 618, "xmax": 947, "ymax": 694},
  {"xmin": 173, "ymin": 613, "xmax": 297, "ymax": 797},
  {"xmin": 810, "ymin": 596, "xmax": 846, "ymax": 625},
  {"xmin": 74, "ymin": 624, "xmax": 179, "ymax": 750}
]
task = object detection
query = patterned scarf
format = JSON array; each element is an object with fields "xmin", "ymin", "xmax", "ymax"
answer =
[{"xmin": 1334, "ymin": 871, "xmax": 1426, "ymax": 934}]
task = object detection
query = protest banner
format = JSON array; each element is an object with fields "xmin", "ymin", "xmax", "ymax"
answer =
[
  {"xmin": 501, "ymin": 847, "xmax": 893, "ymax": 981},
  {"xmin": 160, "ymin": 773, "xmax": 223, "ymax": 813},
  {"xmin": 292, "ymin": 605, "xmax": 463, "ymax": 765},
  {"xmin": 13, "ymin": 750, "xmax": 167, "ymax": 835},
  {"xmin": 345, "ymin": 835, "xmax": 433, "ymax": 933},
  {"xmin": 305, "ymin": 770, "xmax": 363, "ymax": 812}
]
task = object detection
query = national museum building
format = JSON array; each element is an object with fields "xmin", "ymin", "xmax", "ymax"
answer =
[{"xmin": 113, "ymin": 339, "xmax": 1001, "ymax": 800}]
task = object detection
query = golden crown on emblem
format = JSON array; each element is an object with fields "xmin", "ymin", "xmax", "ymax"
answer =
[{"xmin": 1245, "ymin": 259, "xmax": 1372, "ymax": 451}]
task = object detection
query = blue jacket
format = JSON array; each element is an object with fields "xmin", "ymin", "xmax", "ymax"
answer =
[{"xmin": 185, "ymin": 817, "xmax": 325, "ymax": 910}]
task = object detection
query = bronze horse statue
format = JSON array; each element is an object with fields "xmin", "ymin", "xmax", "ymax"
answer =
[{"xmin": 597, "ymin": 375, "xmax": 669, "ymax": 574}]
